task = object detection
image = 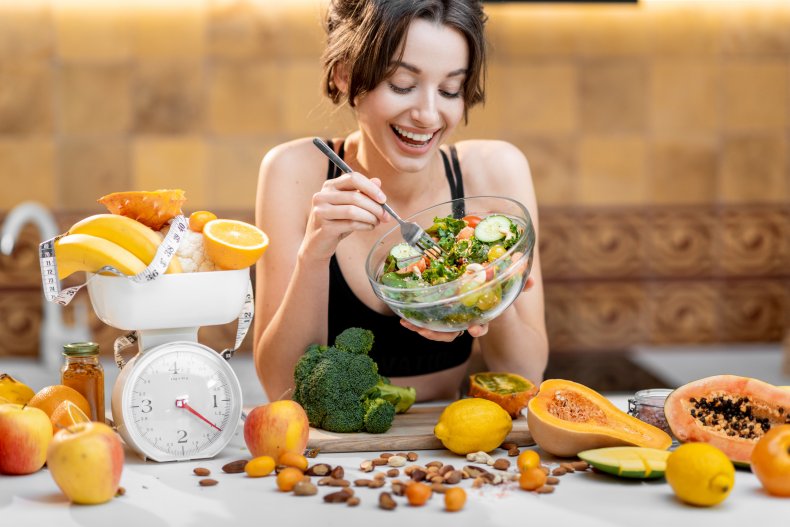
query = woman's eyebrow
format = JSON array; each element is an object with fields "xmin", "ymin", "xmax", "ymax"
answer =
[{"xmin": 391, "ymin": 60, "xmax": 467, "ymax": 78}]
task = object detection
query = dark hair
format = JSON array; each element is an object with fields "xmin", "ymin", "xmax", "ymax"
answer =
[{"xmin": 322, "ymin": 0, "xmax": 487, "ymax": 122}]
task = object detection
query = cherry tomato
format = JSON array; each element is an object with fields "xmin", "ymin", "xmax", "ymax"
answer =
[
  {"xmin": 462, "ymin": 215, "xmax": 482, "ymax": 228},
  {"xmin": 487, "ymin": 245, "xmax": 507, "ymax": 263}
]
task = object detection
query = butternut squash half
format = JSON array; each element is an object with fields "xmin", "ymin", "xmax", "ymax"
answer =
[{"xmin": 527, "ymin": 379, "xmax": 672, "ymax": 457}]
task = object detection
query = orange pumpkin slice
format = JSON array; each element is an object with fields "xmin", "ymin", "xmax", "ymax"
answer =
[
  {"xmin": 98, "ymin": 189, "xmax": 186, "ymax": 231},
  {"xmin": 468, "ymin": 372, "xmax": 537, "ymax": 419}
]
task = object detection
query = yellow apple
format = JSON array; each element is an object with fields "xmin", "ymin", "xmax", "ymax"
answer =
[
  {"xmin": 243, "ymin": 400, "xmax": 309, "ymax": 460},
  {"xmin": 46, "ymin": 421, "xmax": 124, "ymax": 505},
  {"xmin": 0, "ymin": 403, "xmax": 53, "ymax": 474}
]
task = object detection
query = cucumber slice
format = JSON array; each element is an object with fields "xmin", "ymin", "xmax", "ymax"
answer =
[
  {"xmin": 389, "ymin": 243, "xmax": 422, "ymax": 269},
  {"xmin": 474, "ymin": 215, "xmax": 513, "ymax": 243}
]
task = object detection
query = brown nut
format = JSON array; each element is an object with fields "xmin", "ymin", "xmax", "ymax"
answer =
[
  {"xmin": 500, "ymin": 441, "xmax": 517, "ymax": 450},
  {"xmin": 472, "ymin": 476, "xmax": 486, "ymax": 488},
  {"xmin": 425, "ymin": 460, "xmax": 443, "ymax": 469},
  {"xmin": 430, "ymin": 476, "xmax": 444, "ymax": 484},
  {"xmin": 372, "ymin": 457, "xmax": 388, "ymax": 466},
  {"xmin": 464, "ymin": 465, "xmax": 489, "ymax": 478},
  {"xmin": 199, "ymin": 478, "xmax": 218, "ymax": 487},
  {"xmin": 386, "ymin": 468, "xmax": 400, "ymax": 477},
  {"xmin": 406, "ymin": 452, "xmax": 419, "ymax": 462},
  {"xmin": 546, "ymin": 476, "xmax": 560, "ymax": 486},
  {"xmin": 443, "ymin": 470, "xmax": 462, "ymax": 485},
  {"xmin": 552, "ymin": 467, "xmax": 568, "ymax": 476},
  {"xmin": 431, "ymin": 482, "xmax": 447, "ymax": 494},
  {"xmin": 571, "ymin": 461, "xmax": 590, "ymax": 471},
  {"xmin": 535, "ymin": 485, "xmax": 555, "ymax": 494},
  {"xmin": 391, "ymin": 481, "xmax": 407, "ymax": 496},
  {"xmin": 324, "ymin": 490, "xmax": 351, "ymax": 503},
  {"xmin": 359, "ymin": 460, "xmax": 374, "ymax": 473},
  {"xmin": 493, "ymin": 459, "xmax": 511, "ymax": 470},
  {"xmin": 508, "ymin": 447, "xmax": 520, "ymax": 457},
  {"xmin": 379, "ymin": 492, "xmax": 397, "ymax": 510},
  {"xmin": 306, "ymin": 463, "xmax": 332, "ymax": 477},
  {"xmin": 354, "ymin": 479, "xmax": 373, "ymax": 487},
  {"xmin": 380, "ymin": 452, "xmax": 394, "ymax": 459},
  {"xmin": 347, "ymin": 496, "xmax": 361, "ymax": 507},
  {"xmin": 193, "ymin": 467, "xmax": 211, "ymax": 477},
  {"xmin": 304, "ymin": 448, "xmax": 320, "ymax": 458},
  {"xmin": 560, "ymin": 463, "xmax": 576, "ymax": 473},
  {"xmin": 410, "ymin": 469, "xmax": 427, "ymax": 482},
  {"xmin": 369, "ymin": 478, "xmax": 386, "ymax": 488},
  {"xmin": 438, "ymin": 464, "xmax": 455, "ymax": 476},
  {"xmin": 221, "ymin": 460, "xmax": 248, "ymax": 474},
  {"xmin": 293, "ymin": 481, "xmax": 318, "ymax": 496},
  {"xmin": 331, "ymin": 466, "xmax": 345, "ymax": 480}
]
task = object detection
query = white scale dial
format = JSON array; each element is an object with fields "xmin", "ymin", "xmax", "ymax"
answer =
[{"xmin": 113, "ymin": 341, "xmax": 243, "ymax": 462}]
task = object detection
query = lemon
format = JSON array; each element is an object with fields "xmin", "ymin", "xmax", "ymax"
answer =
[
  {"xmin": 434, "ymin": 398, "xmax": 513, "ymax": 455},
  {"xmin": 665, "ymin": 443, "xmax": 735, "ymax": 507}
]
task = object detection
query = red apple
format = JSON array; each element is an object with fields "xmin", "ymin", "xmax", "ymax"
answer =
[
  {"xmin": 244, "ymin": 400, "xmax": 309, "ymax": 460},
  {"xmin": 46, "ymin": 421, "xmax": 124, "ymax": 504},
  {"xmin": 0, "ymin": 403, "xmax": 53, "ymax": 474}
]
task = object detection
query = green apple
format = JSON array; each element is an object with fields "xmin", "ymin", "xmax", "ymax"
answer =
[
  {"xmin": 0, "ymin": 403, "xmax": 53, "ymax": 474},
  {"xmin": 46, "ymin": 421, "xmax": 124, "ymax": 504}
]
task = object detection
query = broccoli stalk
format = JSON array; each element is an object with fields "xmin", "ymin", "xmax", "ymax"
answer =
[{"xmin": 292, "ymin": 327, "xmax": 416, "ymax": 434}]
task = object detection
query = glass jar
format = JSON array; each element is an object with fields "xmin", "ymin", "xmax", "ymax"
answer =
[
  {"xmin": 628, "ymin": 388, "xmax": 674, "ymax": 437},
  {"xmin": 61, "ymin": 342, "xmax": 105, "ymax": 423}
]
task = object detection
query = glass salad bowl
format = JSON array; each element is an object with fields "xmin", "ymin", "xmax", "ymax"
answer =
[{"xmin": 366, "ymin": 196, "xmax": 535, "ymax": 332}]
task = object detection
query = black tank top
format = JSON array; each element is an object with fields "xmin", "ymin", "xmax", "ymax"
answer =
[{"xmin": 326, "ymin": 140, "xmax": 474, "ymax": 377}]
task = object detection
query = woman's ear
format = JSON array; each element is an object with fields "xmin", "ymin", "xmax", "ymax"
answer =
[{"xmin": 333, "ymin": 61, "xmax": 350, "ymax": 95}]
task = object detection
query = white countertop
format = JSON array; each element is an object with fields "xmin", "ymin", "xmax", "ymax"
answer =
[{"xmin": 1, "ymin": 395, "xmax": 786, "ymax": 527}]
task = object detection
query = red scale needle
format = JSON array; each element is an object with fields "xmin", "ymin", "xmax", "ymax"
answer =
[{"xmin": 175, "ymin": 399, "xmax": 222, "ymax": 431}]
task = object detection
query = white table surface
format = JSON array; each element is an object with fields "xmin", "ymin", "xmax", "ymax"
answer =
[{"xmin": 1, "ymin": 394, "xmax": 786, "ymax": 527}]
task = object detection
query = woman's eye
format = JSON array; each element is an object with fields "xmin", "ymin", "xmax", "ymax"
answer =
[
  {"xmin": 440, "ymin": 90, "xmax": 462, "ymax": 99},
  {"xmin": 389, "ymin": 83, "xmax": 413, "ymax": 94}
]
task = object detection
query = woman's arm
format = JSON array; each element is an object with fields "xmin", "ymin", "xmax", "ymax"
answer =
[
  {"xmin": 253, "ymin": 139, "xmax": 388, "ymax": 401},
  {"xmin": 462, "ymin": 140, "xmax": 549, "ymax": 383}
]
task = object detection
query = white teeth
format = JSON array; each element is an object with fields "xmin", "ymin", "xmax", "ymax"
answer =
[{"xmin": 393, "ymin": 125, "xmax": 433, "ymax": 143}]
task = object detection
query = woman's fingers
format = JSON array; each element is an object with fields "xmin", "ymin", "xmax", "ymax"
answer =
[
  {"xmin": 467, "ymin": 324, "xmax": 488, "ymax": 338},
  {"xmin": 331, "ymin": 173, "xmax": 387, "ymax": 203}
]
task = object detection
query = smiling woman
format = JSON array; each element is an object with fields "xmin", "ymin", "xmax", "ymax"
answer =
[{"xmin": 253, "ymin": 0, "xmax": 548, "ymax": 404}]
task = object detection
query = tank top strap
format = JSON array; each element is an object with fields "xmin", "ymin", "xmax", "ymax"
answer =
[
  {"xmin": 441, "ymin": 145, "xmax": 466, "ymax": 218},
  {"xmin": 325, "ymin": 139, "xmax": 346, "ymax": 180}
]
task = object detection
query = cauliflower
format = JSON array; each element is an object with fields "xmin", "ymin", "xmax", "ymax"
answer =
[{"xmin": 159, "ymin": 224, "xmax": 217, "ymax": 273}]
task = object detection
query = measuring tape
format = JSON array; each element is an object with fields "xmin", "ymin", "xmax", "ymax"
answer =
[
  {"xmin": 38, "ymin": 214, "xmax": 254, "ymax": 367},
  {"xmin": 39, "ymin": 215, "xmax": 189, "ymax": 305}
]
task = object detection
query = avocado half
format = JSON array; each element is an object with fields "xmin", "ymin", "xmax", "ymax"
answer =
[{"xmin": 578, "ymin": 447, "xmax": 671, "ymax": 479}]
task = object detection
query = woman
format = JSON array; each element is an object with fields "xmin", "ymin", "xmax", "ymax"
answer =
[{"xmin": 254, "ymin": 0, "xmax": 547, "ymax": 402}]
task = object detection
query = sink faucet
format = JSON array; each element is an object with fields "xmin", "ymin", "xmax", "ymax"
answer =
[{"xmin": 1, "ymin": 201, "xmax": 92, "ymax": 370}]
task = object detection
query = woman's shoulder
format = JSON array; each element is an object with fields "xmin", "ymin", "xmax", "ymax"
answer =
[
  {"xmin": 450, "ymin": 139, "xmax": 531, "ymax": 190},
  {"xmin": 258, "ymin": 137, "xmax": 341, "ymax": 193}
]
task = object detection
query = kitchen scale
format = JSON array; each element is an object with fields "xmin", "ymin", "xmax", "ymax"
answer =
[{"xmin": 86, "ymin": 270, "xmax": 251, "ymax": 462}]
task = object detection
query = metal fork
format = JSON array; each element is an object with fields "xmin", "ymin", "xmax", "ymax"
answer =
[{"xmin": 312, "ymin": 138, "xmax": 444, "ymax": 260}]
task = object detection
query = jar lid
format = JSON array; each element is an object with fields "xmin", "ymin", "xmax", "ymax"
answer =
[
  {"xmin": 63, "ymin": 342, "xmax": 99, "ymax": 356},
  {"xmin": 633, "ymin": 388, "xmax": 673, "ymax": 407}
]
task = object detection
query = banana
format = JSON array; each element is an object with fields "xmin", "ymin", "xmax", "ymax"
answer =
[
  {"xmin": 54, "ymin": 233, "xmax": 147, "ymax": 280},
  {"xmin": 68, "ymin": 214, "xmax": 181, "ymax": 274}
]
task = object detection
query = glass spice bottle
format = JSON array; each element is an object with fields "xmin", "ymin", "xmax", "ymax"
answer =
[
  {"xmin": 61, "ymin": 342, "xmax": 105, "ymax": 423},
  {"xmin": 628, "ymin": 388, "xmax": 674, "ymax": 438}
]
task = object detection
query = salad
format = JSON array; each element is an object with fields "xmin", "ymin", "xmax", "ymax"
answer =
[{"xmin": 376, "ymin": 213, "xmax": 528, "ymax": 321}]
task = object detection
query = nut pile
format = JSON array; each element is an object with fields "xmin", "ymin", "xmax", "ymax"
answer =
[{"xmin": 190, "ymin": 445, "xmax": 592, "ymax": 511}]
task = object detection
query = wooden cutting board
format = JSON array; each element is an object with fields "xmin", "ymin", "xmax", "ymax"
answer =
[{"xmin": 306, "ymin": 404, "xmax": 533, "ymax": 453}]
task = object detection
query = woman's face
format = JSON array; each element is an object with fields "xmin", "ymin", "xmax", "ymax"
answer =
[{"xmin": 355, "ymin": 18, "xmax": 468, "ymax": 173}]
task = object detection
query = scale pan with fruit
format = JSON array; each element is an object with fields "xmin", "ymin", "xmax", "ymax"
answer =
[{"xmin": 87, "ymin": 270, "xmax": 251, "ymax": 462}]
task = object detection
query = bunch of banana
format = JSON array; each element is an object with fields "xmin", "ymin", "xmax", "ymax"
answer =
[{"xmin": 54, "ymin": 214, "xmax": 182, "ymax": 280}]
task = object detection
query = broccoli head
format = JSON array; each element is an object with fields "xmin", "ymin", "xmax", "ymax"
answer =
[
  {"xmin": 292, "ymin": 328, "xmax": 415, "ymax": 434},
  {"xmin": 334, "ymin": 327, "xmax": 374, "ymax": 355},
  {"xmin": 363, "ymin": 398, "xmax": 396, "ymax": 434}
]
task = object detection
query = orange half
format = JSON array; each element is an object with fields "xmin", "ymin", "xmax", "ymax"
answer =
[
  {"xmin": 203, "ymin": 219, "xmax": 269, "ymax": 270},
  {"xmin": 51, "ymin": 400, "xmax": 91, "ymax": 431}
]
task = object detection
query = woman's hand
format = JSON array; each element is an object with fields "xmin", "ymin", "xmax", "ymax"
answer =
[{"xmin": 302, "ymin": 173, "xmax": 388, "ymax": 261}]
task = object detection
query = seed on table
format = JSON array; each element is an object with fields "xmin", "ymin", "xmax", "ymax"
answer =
[
  {"xmin": 386, "ymin": 468, "xmax": 400, "ymax": 477},
  {"xmin": 347, "ymin": 496, "xmax": 361, "ymax": 507},
  {"xmin": 493, "ymin": 459, "xmax": 511, "ymax": 470},
  {"xmin": 380, "ymin": 452, "xmax": 394, "ymax": 459},
  {"xmin": 559, "ymin": 463, "xmax": 576, "ymax": 473},
  {"xmin": 379, "ymin": 492, "xmax": 397, "ymax": 510},
  {"xmin": 552, "ymin": 467, "xmax": 568, "ymax": 476},
  {"xmin": 570, "ymin": 461, "xmax": 590, "ymax": 471},
  {"xmin": 508, "ymin": 447, "xmax": 520, "ymax": 457},
  {"xmin": 406, "ymin": 452, "xmax": 419, "ymax": 462},
  {"xmin": 199, "ymin": 479, "xmax": 218, "ymax": 487},
  {"xmin": 222, "ymin": 460, "xmax": 248, "ymax": 474},
  {"xmin": 439, "ymin": 464, "xmax": 455, "ymax": 476},
  {"xmin": 324, "ymin": 490, "xmax": 352, "ymax": 503},
  {"xmin": 306, "ymin": 463, "xmax": 332, "ymax": 476},
  {"xmin": 372, "ymin": 457, "xmax": 388, "ymax": 466},
  {"xmin": 293, "ymin": 481, "xmax": 318, "ymax": 496},
  {"xmin": 546, "ymin": 476, "xmax": 560, "ymax": 486},
  {"xmin": 193, "ymin": 467, "xmax": 210, "ymax": 477},
  {"xmin": 500, "ymin": 441, "xmax": 518, "ymax": 450},
  {"xmin": 425, "ymin": 460, "xmax": 443, "ymax": 469},
  {"xmin": 331, "ymin": 466, "xmax": 345, "ymax": 479},
  {"xmin": 411, "ymin": 469, "xmax": 427, "ymax": 482},
  {"xmin": 535, "ymin": 485, "xmax": 555, "ymax": 494}
]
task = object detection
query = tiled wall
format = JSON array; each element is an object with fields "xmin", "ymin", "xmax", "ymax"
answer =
[{"xmin": 1, "ymin": 0, "xmax": 789, "ymax": 357}]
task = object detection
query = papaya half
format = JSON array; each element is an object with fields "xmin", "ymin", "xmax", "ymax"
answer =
[
  {"xmin": 526, "ymin": 379, "xmax": 672, "ymax": 458},
  {"xmin": 468, "ymin": 372, "xmax": 537, "ymax": 418},
  {"xmin": 663, "ymin": 374, "xmax": 790, "ymax": 465}
]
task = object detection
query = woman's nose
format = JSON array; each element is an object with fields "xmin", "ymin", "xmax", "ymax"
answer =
[{"xmin": 410, "ymin": 91, "xmax": 440, "ymax": 126}]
